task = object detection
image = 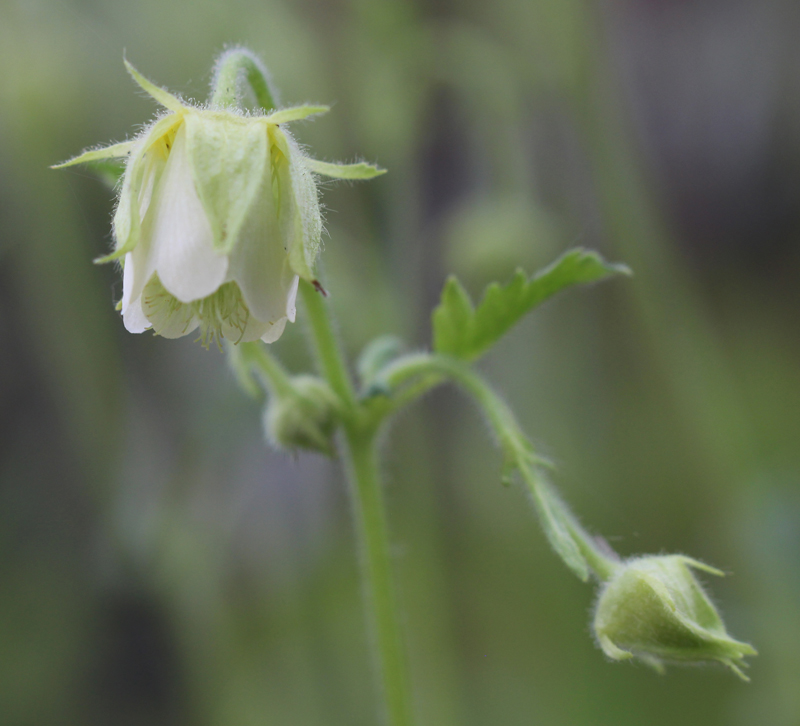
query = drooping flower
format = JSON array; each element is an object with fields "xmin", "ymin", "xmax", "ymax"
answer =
[
  {"xmin": 54, "ymin": 59, "xmax": 384, "ymax": 346},
  {"xmin": 593, "ymin": 554, "xmax": 757, "ymax": 679}
]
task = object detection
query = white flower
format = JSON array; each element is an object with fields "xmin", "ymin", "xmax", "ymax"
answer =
[{"xmin": 55, "ymin": 59, "xmax": 385, "ymax": 346}]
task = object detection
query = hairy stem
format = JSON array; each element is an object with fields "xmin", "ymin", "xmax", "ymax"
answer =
[
  {"xmin": 377, "ymin": 353, "xmax": 620, "ymax": 582},
  {"xmin": 210, "ymin": 48, "xmax": 278, "ymax": 111},
  {"xmin": 344, "ymin": 424, "xmax": 416, "ymax": 726},
  {"xmin": 300, "ymin": 279, "xmax": 414, "ymax": 726},
  {"xmin": 300, "ymin": 280, "xmax": 357, "ymax": 410}
]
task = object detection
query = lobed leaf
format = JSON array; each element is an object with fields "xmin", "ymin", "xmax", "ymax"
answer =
[{"xmin": 433, "ymin": 248, "xmax": 630, "ymax": 360}]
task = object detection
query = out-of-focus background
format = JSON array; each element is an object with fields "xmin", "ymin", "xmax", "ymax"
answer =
[{"xmin": 2, "ymin": 0, "xmax": 800, "ymax": 724}]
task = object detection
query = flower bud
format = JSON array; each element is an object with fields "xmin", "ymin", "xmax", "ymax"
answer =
[
  {"xmin": 264, "ymin": 376, "xmax": 340, "ymax": 456},
  {"xmin": 593, "ymin": 555, "xmax": 756, "ymax": 679}
]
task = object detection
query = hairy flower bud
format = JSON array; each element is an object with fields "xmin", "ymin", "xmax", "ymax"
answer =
[
  {"xmin": 54, "ymin": 57, "xmax": 384, "ymax": 347},
  {"xmin": 264, "ymin": 376, "xmax": 340, "ymax": 456},
  {"xmin": 593, "ymin": 555, "xmax": 756, "ymax": 679}
]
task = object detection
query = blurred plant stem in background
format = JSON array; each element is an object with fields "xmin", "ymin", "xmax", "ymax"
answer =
[{"xmin": 572, "ymin": 2, "xmax": 755, "ymax": 484}]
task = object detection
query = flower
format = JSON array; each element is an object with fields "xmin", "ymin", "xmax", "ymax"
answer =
[
  {"xmin": 593, "ymin": 554, "xmax": 757, "ymax": 679},
  {"xmin": 54, "ymin": 59, "xmax": 385, "ymax": 346}
]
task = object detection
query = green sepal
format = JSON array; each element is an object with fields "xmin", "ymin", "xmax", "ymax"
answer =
[
  {"xmin": 124, "ymin": 58, "xmax": 185, "ymax": 113},
  {"xmin": 84, "ymin": 159, "xmax": 127, "ymax": 189},
  {"xmin": 305, "ymin": 158, "xmax": 387, "ymax": 180},
  {"xmin": 263, "ymin": 105, "xmax": 329, "ymax": 125},
  {"xmin": 271, "ymin": 126, "xmax": 321, "ymax": 281},
  {"xmin": 433, "ymin": 248, "xmax": 630, "ymax": 360},
  {"xmin": 184, "ymin": 112, "xmax": 268, "ymax": 255},
  {"xmin": 106, "ymin": 113, "xmax": 182, "ymax": 264},
  {"xmin": 51, "ymin": 141, "xmax": 133, "ymax": 169}
]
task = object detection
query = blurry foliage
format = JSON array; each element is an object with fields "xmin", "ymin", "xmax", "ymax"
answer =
[{"xmin": 2, "ymin": 0, "xmax": 800, "ymax": 724}]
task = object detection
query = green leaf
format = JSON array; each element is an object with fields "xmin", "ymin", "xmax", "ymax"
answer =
[
  {"xmin": 520, "ymin": 465, "xmax": 590, "ymax": 581},
  {"xmin": 433, "ymin": 248, "xmax": 630, "ymax": 360}
]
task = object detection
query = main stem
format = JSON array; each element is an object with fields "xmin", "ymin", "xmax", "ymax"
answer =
[
  {"xmin": 344, "ymin": 424, "xmax": 415, "ymax": 726},
  {"xmin": 300, "ymin": 280, "xmax": 414, "ymax": 726},
  {"xmin": 211, "ymin": 55, "xmax": 413, "ymax": 724}
]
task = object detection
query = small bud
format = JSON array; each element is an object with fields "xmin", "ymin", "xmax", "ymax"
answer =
[
  {"xmin": 593, "ymin": 555, "xmax": 756, "ymax": 679},
  {"xmin": 264, "ymin": 376, "xmax": 340, "ymax": 456}
]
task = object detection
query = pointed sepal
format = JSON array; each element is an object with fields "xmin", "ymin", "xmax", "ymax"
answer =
[
  {"xmin": 124, "ymin": 58, "xmax": 185, "ymax": 113},
  {"xmin": 305, "ymin": 158, "xmax": 387, "ymax": 180},
  {"xmin": 184, "ymin": 112, "xmax": 268, "ymax": 255},
  {"xmin": 51, "ymin": 141, "xmax": 133, "ymax": 169},
  {"xmin": 263, "ymin": 105, "xmax": 329, "ymax": 125}
]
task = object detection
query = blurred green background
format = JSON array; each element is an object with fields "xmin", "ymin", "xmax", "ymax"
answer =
[{"xmin": 2, "ymin": 0, "xmax": 800, "ymax": 724}]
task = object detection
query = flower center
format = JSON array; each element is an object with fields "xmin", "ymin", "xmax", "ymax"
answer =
[
  {"xmin": 142, "ymin": 276, "xmax": 252, "ymax": 349},
  {"xmin": 191, "ymin": 281, "xmax": 251, "ymax": 347}
]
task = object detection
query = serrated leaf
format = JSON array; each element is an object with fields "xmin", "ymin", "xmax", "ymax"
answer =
[{"xmin": 433, "ymin": 248, "xmax": 630, "ymax": 360}]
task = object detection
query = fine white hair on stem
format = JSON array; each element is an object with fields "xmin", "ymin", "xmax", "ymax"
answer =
[{"xmin": 211, "ymin": 46, "xmax": 280, "ymax": 109}]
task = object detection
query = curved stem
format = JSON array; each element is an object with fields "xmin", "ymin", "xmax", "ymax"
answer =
[
  {"xmin": 210, "ymin": 48, "xmax": 277, "ymax": 111},
  {"xmin": 377, "ymin": 353, "xmax": 620, "ymax": 582},
  {"xmin": 244, "ymin": 341, "xmax": 295, "ymax": 397}
]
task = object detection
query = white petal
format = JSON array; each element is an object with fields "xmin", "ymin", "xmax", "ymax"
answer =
[
  {"xmin": 120, "ymin": 260, "xmax": 152, "ymax": 333},
  {"xmin": 150, "ymin": 125, "xmax": 228, "ymax": 303},
  {"xmin": 122, "ymin": 295, "xmax": 152, "ymax": 334},
  {"xmin": 285, "ymin": 275, "xmax": 299, "ymax": 323},
  {"xmin": 227, "ymin": 156, "xmax": 297, "ymax": 325},
  {"xmin": 121, "ymin": 259, "xmax": 152, "ymax": 334},
  {"xmin": 141, "ymin": 276, "xmax": 199, "ymax": 338},
  {"xmin": 260, "ymin": 317, "xmax": 288, "ymax": 344},
  {"xmin": 120, "ymin": 246, "xmax": 156, "ymax": 326}
]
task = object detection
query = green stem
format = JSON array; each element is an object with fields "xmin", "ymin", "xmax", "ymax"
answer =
[
  {"xmin": 299, "ymin": 278, "xmax": 414, "ymax": 726},
  {"xmin": 378, "ymin": 353, "xmax": 620, "ymax": 582},
  {"xmin": 300, "ymin": 279, "xmax": 357, "ymax": 410},
  {"xmin": 344, "ymin": 425, "xmax": 416, "ymax": 726},
  {"xmin": 244, "ymin": 341, "xmax": 295, "ymax": 397},
  {"xmin": 210, "ymin": 48, "xmax": 277, "ymax": 111}
]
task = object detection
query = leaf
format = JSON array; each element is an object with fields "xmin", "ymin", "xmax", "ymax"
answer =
[
  {"xmin": 433, "ymin": 248, "xmax": 630, "ymax": 360},
  {"xmin": 520, "ymin": 464, "xmax": 590, "ymax": 581}
]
